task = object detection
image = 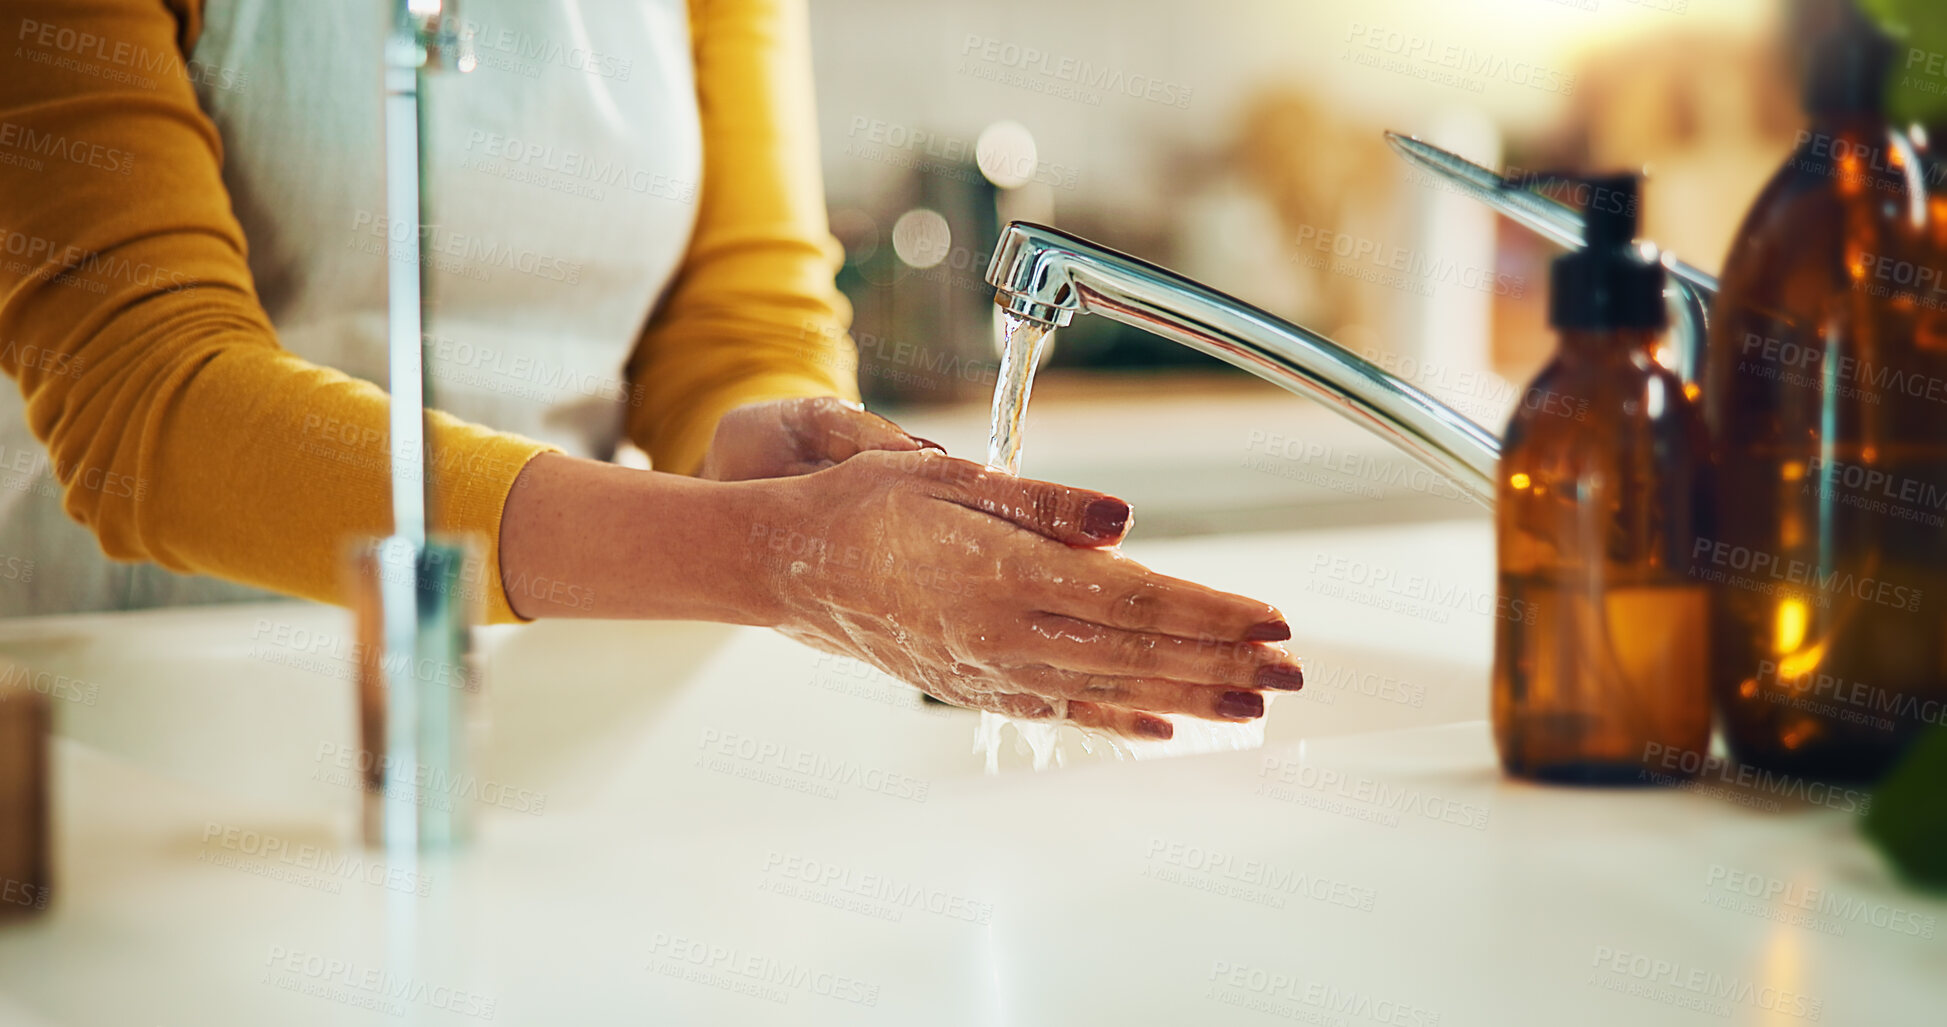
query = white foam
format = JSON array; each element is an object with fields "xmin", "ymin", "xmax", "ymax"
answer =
[{"xmin": 973, "ymin": 707, "xmax": 1266, "ymax": 773}]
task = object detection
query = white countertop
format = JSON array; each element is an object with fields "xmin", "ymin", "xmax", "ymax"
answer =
[{"xmin": 0, "ymin": 522, "xmax": 1940, "ymax": 1026}]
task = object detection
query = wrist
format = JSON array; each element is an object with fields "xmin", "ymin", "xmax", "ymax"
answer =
[
  {"xmin": 498, "ymin": 452, "xmax": 790, "ymax": 626},
  {"xmin": 719, "ymin": 474, "xmax": 797, "ymax": 629}
]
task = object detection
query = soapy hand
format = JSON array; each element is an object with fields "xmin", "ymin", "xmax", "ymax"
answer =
[
  {"xmin": 699, "ymin": 397, "xmax": 942, "ymax": 481},
  {"xmin": 755, "ymin": 449, "xmax": 1303, "ymax": 740}
]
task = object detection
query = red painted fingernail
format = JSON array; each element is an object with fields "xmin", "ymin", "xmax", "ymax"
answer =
[
  {"xmin": 1246, "ymin": 619, "xmax": 1291, "ymax": 642},
  {"xmin": 1135, "ymin": 715, "xmax": 1174, "ymax": 739},
  {"xmin": 1255, "ymin": 665, "xmax": 1304, "ymax": 691},
  {"xmin": 1082, "ymin": 498, "xmax": 1130, "ymax": 539},
  {"xmin": 1218, "ymin": 691, "xmax": 1265, "ymax": 719}
]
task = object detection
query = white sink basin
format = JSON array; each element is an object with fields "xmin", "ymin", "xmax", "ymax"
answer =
[
  {"xmin": 0, "ymin": 522, "xmax": 1494, "ymax": 808},
  {"xmin": 1, "ymin": 520, "xmax": 1937, "ymax": 1026}
]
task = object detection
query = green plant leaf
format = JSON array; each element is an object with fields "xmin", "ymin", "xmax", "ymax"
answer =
[
  {"xmin": 1861, "ymin": 0, "xmax": 1947, "ymax": 126},
  {"xmin": 1863, "ymin": 724, "xmax": 1947, "ymax": 892}
]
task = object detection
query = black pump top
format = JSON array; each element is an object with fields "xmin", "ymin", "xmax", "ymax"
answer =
[
  {"xmin": 1548, "ymin": 174, "xmax": 1666, "ymax": 332},
  {"xmin": 1802, "ymin": 3, "xmax": 1892, "ymax": 116}
]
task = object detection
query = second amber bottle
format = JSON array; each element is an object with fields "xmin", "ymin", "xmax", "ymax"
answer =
[{"xmin": 1492, "ymin": 174, "xmax": 1714, "ymax": 784}]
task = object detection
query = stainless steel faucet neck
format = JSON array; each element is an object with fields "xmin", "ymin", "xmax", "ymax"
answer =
[{"xmin": 984, "ymin": 222, "xmax": 1503, "ymax": 509}]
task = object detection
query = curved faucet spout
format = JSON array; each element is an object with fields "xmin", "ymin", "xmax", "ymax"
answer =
[{"xmin": 984, "ymin": 221, "xmax": 1501, "ymax": 509}]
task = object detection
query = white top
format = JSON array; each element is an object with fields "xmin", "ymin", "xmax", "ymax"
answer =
[{"xmin": 0, "ymin": 0, "xmax": 701, "ymax": 615}]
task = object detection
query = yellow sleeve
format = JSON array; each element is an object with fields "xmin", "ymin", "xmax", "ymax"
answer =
[
  {"xmin": 0, "ymin": 0, "xmax": 555, "ymax": 623},
  {"xmin": 624, "ymin": 0, "xmax": 861, "ymax": 475}
]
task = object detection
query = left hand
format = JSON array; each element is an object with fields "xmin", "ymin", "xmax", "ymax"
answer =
[{"xmin": 698, "ymin": 396, "xmax": 943, "ymax": 481}]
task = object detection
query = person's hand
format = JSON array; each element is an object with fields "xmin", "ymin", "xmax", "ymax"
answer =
[
  {"xmin": 699, "ymin": 396, "xmax": 941, "ymax": 482},
  {"xmin": 750, "ymin": 450, "xmax": 1303, "ymax": 740}
]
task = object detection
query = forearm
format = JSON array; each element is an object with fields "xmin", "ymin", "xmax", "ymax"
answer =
[{"xmin": 498, "ymin": 452, "xmax": 785, "ymax": 624}]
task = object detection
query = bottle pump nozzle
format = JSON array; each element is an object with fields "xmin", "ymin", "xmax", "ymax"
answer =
[{"xmin": 1548, "ymin": 173, "xmax": 1667, "ymax": 332}]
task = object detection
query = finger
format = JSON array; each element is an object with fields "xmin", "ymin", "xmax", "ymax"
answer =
[
  {"xmin": 1066, "ymin": 700, "xmax": 1175, "ymax": 741},
  {"xmin": 916, "ymin": 453, "xmax": 1132, "ymax": 547},
  {"xmin": 800, "ymin": 398, "xmax": 932, "ymax": 461},
  {"xmin": 1008, "ymin": 666, "xmax": 1268, "ymax": 721},
  {"xmin": 1031, "ymin": 551, "xmax": 1290, "ymax": 643},
  {"xmin": 978, "ymin": 692, "xmax": 1057, "ymax": 720},
  {"xmin": 1014, "ymin": 613, "xmax": 1304, "ymax": 690}
]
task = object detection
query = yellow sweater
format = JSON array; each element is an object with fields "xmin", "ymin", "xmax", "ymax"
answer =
[{"xmin": 0, "ymin": 0, "xmax": 858, "ymax": 623}]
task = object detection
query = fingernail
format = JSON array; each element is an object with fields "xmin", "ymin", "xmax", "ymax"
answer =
[
  {"xmin": 910, "ymin": 435, "xmax": 948, "ymax": 454},
  {"xmin": 1135, "ymin": 715, "xmax": 1174, "ymax": 739},
  {"xmin": 1082, "ymin": 498, "xmax": 1131, "ymax": 539},
  {"xmin": 1218, "ymin": 691, "xmax": 1265, "ymax": 719},
  {"xmin": 1246, "ymin": 619, "xmax": 1291, "ymax": 642},
  {"xmin": 1255, "ymin": 665, "xmax": 1305, "ymax": 691}
]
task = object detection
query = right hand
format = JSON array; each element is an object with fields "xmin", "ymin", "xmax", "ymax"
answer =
[{"xmin": 752, "ymin": 450, "xmax": 1304, "ymax": 740}]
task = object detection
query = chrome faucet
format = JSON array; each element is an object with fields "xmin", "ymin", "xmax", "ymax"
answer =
[
  {"xmin": 983, "ymin": 135, "xmax": 1715, "ymax": 510},
  {"xmin": 359, "ymin": 0, "xmax": 478, "ymax": 855}
]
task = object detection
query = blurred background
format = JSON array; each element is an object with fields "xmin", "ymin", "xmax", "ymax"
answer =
[{"xmin": 806, "ymin": 0, "xmax": 1797, "ymax": 534}]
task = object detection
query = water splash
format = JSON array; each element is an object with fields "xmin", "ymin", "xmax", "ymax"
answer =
[
  {"xmin": 977, "ymin": 312, "xmax": 1060, "ymax": 771},
  {"xmin": 973, "ymin": 310, "xmax": 1268, "ymax": 772},
  {"xmin": 985, "ymin": 312, "xmax": 1054, "ymax": 475}
]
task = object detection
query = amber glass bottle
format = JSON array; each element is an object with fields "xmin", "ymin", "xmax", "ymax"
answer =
[
  {"xmin": 1703, "ymin": 11, "xmax": 1947, "ymax": 783},
  {"xmin": 1493, "ymin": 175, "xmax": 1714, "ymax": 784}
]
